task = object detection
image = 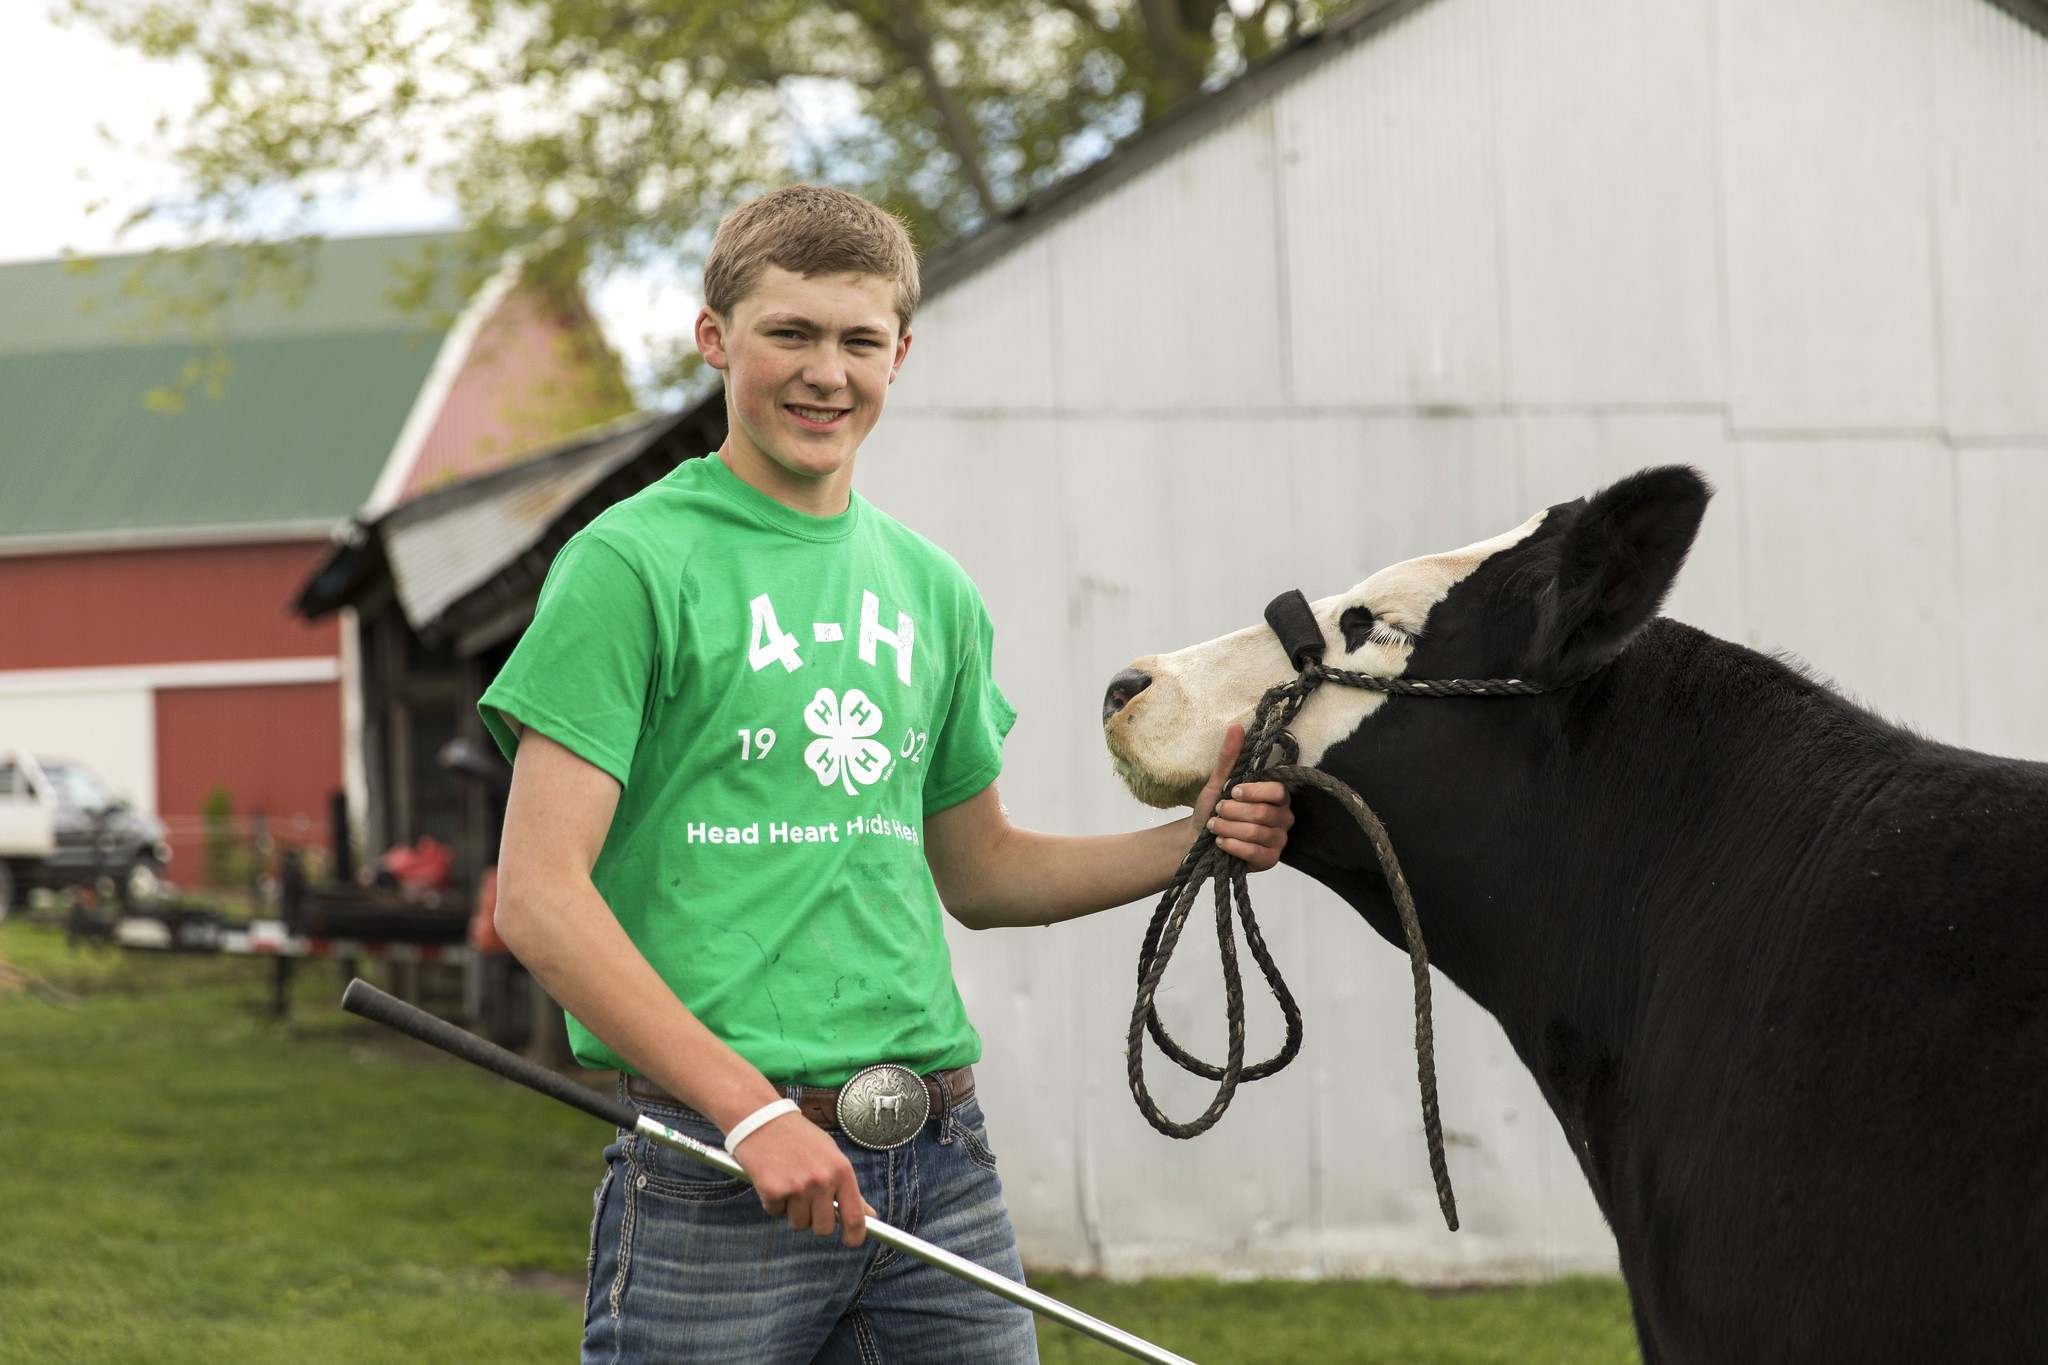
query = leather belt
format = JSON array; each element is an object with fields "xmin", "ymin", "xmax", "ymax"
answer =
[{"xmin": 624, "ymin": 1064, "xmax": 975, "ymax": 1139}]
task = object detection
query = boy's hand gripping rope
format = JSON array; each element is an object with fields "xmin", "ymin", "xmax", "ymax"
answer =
[{"xmin": 1124, "ymin": 590, "xmax": 1553, "ymax": 1235}]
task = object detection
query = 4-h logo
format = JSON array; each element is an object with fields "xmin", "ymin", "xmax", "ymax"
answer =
[{"xmin": 804, "ymin": 688, "xmax": 891, "ymax": 795}]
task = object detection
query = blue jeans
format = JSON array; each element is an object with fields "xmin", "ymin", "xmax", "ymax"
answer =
[{"xmin": 581, "ymin": 1091, "xmax": 1040, "ymax": 1364}]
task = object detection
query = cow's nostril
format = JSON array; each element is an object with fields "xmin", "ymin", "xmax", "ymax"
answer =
[{"xmin": 1103, "ymin": 669, "xmax": 1152, "ymax": 722}]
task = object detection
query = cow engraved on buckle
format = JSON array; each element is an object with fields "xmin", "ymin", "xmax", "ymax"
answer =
[{"xmin": 837, "ymin": 1063, "xmax": 931, "ymax": 1151}]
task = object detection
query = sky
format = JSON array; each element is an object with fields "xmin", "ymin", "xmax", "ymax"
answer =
[{"xmin": 0, "ymin": 5, "xmax": 692, "ymax": 396}]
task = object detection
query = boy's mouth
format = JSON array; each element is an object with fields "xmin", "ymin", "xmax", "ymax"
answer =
[{"xmin": 786, "ymin": 403, "xmax": 851, "ymax": 430}]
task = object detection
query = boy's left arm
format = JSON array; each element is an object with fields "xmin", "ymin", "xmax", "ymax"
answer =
[{"xmin": 924, "ymin": 724, "xmax": 1293, "ymax": 930}]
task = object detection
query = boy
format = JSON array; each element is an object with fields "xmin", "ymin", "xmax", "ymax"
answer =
[{"xmin": 480, "ymin": 185, "xmax": 1293, "ymax": 1363}]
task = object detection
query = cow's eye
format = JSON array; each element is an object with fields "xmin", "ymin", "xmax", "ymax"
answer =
[{"xmin": 1339, "ymin": 607, "xmax": 1410, "ymax": 652}]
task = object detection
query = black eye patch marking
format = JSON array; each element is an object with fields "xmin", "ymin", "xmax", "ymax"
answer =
[{"xmin": 1338, "ymin": 606, "xmax": 1413, "ymax": 653}]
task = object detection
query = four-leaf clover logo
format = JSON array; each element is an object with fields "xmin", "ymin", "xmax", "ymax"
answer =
[{"xmin": 803, "ymin": 688, "xmax": 892, "ymax": 795}]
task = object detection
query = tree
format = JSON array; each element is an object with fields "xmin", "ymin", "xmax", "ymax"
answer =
[
  {"xmin": 200, "ymin": 785, "xmax": 243, "ymax": 889},
  {"xmin": 69, "ymin": 0, "xmax": 1357, "ymax": 391}
]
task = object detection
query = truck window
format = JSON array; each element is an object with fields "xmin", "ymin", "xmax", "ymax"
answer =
[{"xmin": 40, "ymin": 763, "xmax": 112, "ymax": 812}]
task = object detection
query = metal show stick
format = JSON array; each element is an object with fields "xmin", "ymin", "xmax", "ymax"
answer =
[{"xmin": 339, "ymin": 979, "xmax": 1198, "ymax": 1365}]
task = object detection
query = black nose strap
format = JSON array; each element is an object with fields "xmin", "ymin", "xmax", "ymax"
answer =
[{"xmin": 1263, "ymin": 589, "xmax": 1326, "ymax": 671}]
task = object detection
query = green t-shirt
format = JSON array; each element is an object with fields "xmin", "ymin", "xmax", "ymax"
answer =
[{"xmin": 479, "ymin": 455, "xmax": 1016, "ymax": 1085}]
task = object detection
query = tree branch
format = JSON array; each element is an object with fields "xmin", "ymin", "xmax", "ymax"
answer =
[
  {"xmin": 1046, "ymin": 0, "xmax": 1117, "ymax": 39},
  {"xmin": 856, "ymin": 0, "xmax": 1001, "ymax": 219},
  {"xmin": 1135, "ymin": 0, "xmax": 1201, "ymax": 110}
]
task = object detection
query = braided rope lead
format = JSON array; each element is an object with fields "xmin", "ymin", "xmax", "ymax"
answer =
[
  {"xmin": 1263, "ymin": 763, "xmax": 1458, "ymax": 1233},
  {"xmin": 1123, "ymin": 663, "xmax": 1543, "ymax": 1234}
]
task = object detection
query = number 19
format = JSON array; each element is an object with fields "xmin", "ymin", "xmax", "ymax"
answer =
[{"xmin": 738, "ymin": 728, "xmax": 778, "ymax": 760}]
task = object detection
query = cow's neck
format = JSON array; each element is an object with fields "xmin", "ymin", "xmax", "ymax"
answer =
[
  {"xmin": 1300, "ymin": 619, "xmax": 1917, "ymax": 1195},
  {"xmin": 1375, "ymin": 622, "xmax": 1900, "ymax": 973}
]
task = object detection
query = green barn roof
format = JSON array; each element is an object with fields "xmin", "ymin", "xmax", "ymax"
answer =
[{"xmin": 0, "ymin": 233, "xmax": 466, "ymax": 548}]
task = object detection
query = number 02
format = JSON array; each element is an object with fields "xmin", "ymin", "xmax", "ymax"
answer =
[{"xmin": 738, "ymin": 728, "xmax": 778, "ymax": 760}]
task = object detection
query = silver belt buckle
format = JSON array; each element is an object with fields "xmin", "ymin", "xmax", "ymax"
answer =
[{"xmin": 836, "ymin": 1062, "xmax": 931, "ymax": 1151}]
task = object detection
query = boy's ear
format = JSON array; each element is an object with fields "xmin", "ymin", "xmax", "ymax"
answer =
[
  {"xmin": 1529, "ymin": 465, "xmax": 1711, "ymax": 682},
  {"xmin": 695, "ymin": 306, "xmax": 730, "ymax": 371}
]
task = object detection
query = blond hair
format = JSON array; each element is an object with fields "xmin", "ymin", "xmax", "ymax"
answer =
[{"xmin": 702, "ymin": 185, "xmax": 920, "ymax": 333}]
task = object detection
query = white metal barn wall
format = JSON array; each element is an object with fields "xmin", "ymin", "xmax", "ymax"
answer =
[{"xmin": 861, "ymin": 0, "xmax": 2048, "ymax": 1279}]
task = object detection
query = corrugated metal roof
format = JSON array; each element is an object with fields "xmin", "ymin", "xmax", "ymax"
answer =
[
  {"xmin": 294, "ymin": 406, "xmax": 725, "ymax": 655},
  {"xmin": 0, "ymin": 233, "xmax": 462, "ymax": 351},
  {"xmin": 382, "ymin": 414, "xmax": 666, "ymax": 628},
  {"xmin": 0, "ymin": 234, "xmax": 461, "ymax": 542}
]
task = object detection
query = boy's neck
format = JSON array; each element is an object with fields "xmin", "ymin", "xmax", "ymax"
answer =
[{"xmin": 716, "ymin": 442, "xmax": 855, "ymax": 518}]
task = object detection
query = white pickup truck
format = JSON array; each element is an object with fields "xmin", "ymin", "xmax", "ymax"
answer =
[{"xmin": 0, "ymin": 751, "xmax": 172, "ymax": 918}]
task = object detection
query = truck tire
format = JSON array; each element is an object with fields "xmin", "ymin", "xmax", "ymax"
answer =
[{"xmin": 120, "ymin": 858, "xmax": 162, "ymax": 912}]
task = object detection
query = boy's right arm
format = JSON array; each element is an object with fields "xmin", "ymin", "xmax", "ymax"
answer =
[{"xmin": 494, "ymin": 726, "xmax": 871, "ymax": 1246}]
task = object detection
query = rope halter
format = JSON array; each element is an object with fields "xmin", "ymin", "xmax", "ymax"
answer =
[{"xmin": 1125, "ymin": 589, "xmax": 1557, "ymax": 1234}]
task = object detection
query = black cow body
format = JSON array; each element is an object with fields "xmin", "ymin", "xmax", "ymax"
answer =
[{"xmin": 1108, "ymin": 468, "xmax": 2048, "ymax": 1364}]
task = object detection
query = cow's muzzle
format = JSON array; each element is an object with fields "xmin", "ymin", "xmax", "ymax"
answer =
[{"xmin": 1102, "ymin": 668, "xmax": 1151, "ymax": 722}]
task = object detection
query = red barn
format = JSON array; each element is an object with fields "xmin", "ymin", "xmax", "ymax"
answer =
[{"xmin": 0, "ymin": 234, "xmax": 630, "ymax": 887}]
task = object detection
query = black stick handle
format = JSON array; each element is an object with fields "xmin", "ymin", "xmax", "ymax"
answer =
[
  {"xmin": 340, "ymin": 977, "xmax": 644, "ymax": 1132},
  {"xmin": 340, "ymin": 984, "xmax": 1196, "ymax": 1364}
]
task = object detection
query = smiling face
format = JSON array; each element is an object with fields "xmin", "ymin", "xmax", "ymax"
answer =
[
  {"xmin": 696, "ymin": 266, "xmax": 912, "ymax": 514},
  {"xmin": 1104, "ymin": 512, "xmax": 1555, "ymax": 808}
]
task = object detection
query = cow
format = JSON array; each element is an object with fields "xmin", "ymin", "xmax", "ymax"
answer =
[{"xmin": 1101, "ymin": 466, "xmax": 2048, "ymax": 1365}]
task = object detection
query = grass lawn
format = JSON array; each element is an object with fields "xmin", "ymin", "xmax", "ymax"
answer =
[
  {"xmin": 0, "ymin": 923, "xmax": 594, "ymax": 1364},
  {"xmin": 0, "ymin": 922, "xmax": 1639, "ymax": 1364}
]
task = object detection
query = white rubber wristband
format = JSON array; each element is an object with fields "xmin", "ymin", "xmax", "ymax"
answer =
[{"xmin": 723, "ymin": 1098, "xmax": 800, "ymax": 1153}]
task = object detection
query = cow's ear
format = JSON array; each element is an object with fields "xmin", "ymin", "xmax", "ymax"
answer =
[{"xmin": 1531, "ymin": 465, "xmax": 1711, "ymax": 681}]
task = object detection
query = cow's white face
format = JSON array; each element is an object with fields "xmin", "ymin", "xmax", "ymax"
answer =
[{"xmin": 1104, "ymin": 510, "xmax": 1551, "ymax": 808}]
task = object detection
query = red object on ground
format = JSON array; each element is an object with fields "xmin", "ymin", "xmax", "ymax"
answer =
[{"xmin": 379, "ymin": 836, "xmax": 454, "ymax": 890}]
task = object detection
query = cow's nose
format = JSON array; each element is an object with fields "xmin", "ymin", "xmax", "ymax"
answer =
[{"xmin": 1103, "ymin": 669, "xmax": 1152, "ymax": 722}]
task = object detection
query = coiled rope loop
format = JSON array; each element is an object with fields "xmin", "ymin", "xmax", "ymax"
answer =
[{"xmin": 1124, "ymin": 605, "xmax": 1555, "ymax": 1235}]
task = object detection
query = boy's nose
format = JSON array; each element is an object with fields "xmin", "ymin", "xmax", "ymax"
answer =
[{"xmin": 802, "ymin": 354, "xmax": 849, "ymax": 391}]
